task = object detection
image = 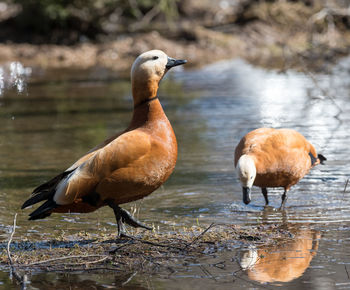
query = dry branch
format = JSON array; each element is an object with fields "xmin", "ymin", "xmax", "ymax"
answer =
[
  {"xmin": 122, "ymin": 271, "xmax": 138, "ymax": 286},
  {"xmin": 280, "ymin": 44, "xmax": 344, "ymax": 120},
  {"xmin": 21, "ymin": 254, "xmax": 108, "ymax": 267},
  {"xmin": 309, "ymin": 7, "xmax": 350, "ymax": 24},
  {"xmin": 6, "ymin": 213, "xmax": 24, "ymax": 287}
]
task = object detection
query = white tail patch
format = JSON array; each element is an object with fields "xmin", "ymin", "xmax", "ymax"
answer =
[{"xmin": 53, "ymin": 168, "xmax": 80, "ymax": 205}]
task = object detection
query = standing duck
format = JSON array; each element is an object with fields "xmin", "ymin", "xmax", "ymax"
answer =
[
  {"xmin": 234, "ymin": 128, "xmax": 326, "ymax": 208},
  {"xmin": 22, "ymin": 50, "xmax": 187, "ymax": 237}
]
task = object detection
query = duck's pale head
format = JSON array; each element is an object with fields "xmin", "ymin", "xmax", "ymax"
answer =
[
  {"xmin": 236, "ymin": 154, "xmax": 256, "ymax": 204},
  {"xmin": 131, "ymin": 50, "xmax": 187, "ymax": 105}
]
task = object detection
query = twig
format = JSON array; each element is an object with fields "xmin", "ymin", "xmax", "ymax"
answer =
[
  {"xmin": 303, "ymin": 68, "xmax": 343, "ymax": 119},
  {"xmin": 200, "ymin": 264, "xmax": 217, "ymax": 281},
  {"xmin": 186, "ymin": 223, "xmax": 216, "ymax": 248},
  {"xmin": 43, "ymin": 266, "xmax": 119, "ymax": 272},
  {"xmin": 130, "ymin": 4, "xmax": 161, "ymax": 31},
  {"xmin": 309, "ymin": 7, "xmax": 350, "ymax": 24},
  {"xmin": 21, "ymin": 254, "xmax": 107, "ymax": 267},
  {"xmin": 344, "ymin": 179, "xmax": 349, "ymax": 193},
  {"xmin": 120, "ymin": 234, "xmax": 183, "ymax": 250},
  {"xmin": 63, "ymin": 256, "xmax": 109, "ymax": 267},
  {"xmin": 6, "ymin": 213, "xmax": 24, "ymax": 286},
  {"xmin": 345, "ymin": 265, "xmax": 350, "ymax": 280},
  {"xmin": 212, "ymin": 261, "xmax": 226, "ymax": 269},
  {"xmin": 122, "ymin": 271, "xmax": 138, "ymax": 286},
  {"xmin": 127, "ymin": 0, "xmax": 143, "ymax": 19},
  {"xmin": 109, "ymin": 240, "xmax": 135, "ymax": 254},
  {"xmin": 342, "ymin": 178, "xmax": 349, "ymax": 201},
  {"xmin": 280, "ymin": 44, "xmax": 343, "ymax": 121}
]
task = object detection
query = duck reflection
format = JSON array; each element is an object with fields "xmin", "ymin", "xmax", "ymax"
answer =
[{"xmin": 240, "ymin": 225, "xmax": 320, "ymax": 283}]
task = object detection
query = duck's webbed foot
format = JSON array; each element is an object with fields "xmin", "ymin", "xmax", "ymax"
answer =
[
  {"xmin": 106, "ymin": 200, "xmax": 152, "ymax": 238},
  {"xmin": 117, "ymin": 206, "xmax": 152, "ymax": 230}
]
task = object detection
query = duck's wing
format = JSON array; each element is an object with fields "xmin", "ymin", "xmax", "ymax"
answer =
[
  {"xmin": 22, "ymin": 128, "xmax": 126, "ymax": 208},
  {"xmin": 22, "ymin": 130, "xmax": 152, "ymax": 219},
  {"xmin": 66, "ymin": 130, "xmax": 125, "ymax": 171}
]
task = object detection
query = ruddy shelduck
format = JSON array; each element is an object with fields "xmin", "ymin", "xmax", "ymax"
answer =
[
  {"xmin": 22, "ymin": 50, "xmax": 187, "ymax": 237},
  {"xmin": 234, "ymin": 128, "xmax": 326, "ymax": 208}
]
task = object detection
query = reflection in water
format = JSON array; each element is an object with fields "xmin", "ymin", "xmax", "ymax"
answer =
[{"xmin": 240, "ymin": 225, "xmax": 320, "ymax": 283}]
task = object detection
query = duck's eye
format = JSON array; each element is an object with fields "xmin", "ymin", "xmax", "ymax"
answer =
[{"xmin": 152, "ymin": 56, "xmax": 159, "ymax": 60}]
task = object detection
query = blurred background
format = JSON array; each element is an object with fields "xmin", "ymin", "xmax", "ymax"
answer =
[{"xmin": 0, "ymin": 0, "xmax": 350, "ymax": 74}]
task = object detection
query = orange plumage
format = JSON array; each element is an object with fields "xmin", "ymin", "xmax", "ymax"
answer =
[
  {"xmin": 22, "ymin": 50, "xmax": 187, "ymax": 236},
  {"xmin": 234, "ymin": 128, "xmax": 326, "ymax": 207}
]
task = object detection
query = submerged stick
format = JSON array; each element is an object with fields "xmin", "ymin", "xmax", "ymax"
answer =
[
  {"xmin": 344, "ymin": 179, "xmax": 349, "ymax": 193},
  {"xmin": 342, "ymin": 178, "xmax": 349, "ymax": 201},
  {"xmin": 64, "ymin": 256, "xmax": 110, "ymax": 267},
  {"xmin": 22, "ymin": 254, "xmax": 108, "ymax": 267},
  {"xmin": 122, "ymin": 271, "xmax": 138, "ymax": 286},
  {"xmin": 186, "ymin": 223, "xmax": 216, "ymax": 248},
  {"xmin": 6, "ymin": 213, "xmax": 24, "ymax": 286}
]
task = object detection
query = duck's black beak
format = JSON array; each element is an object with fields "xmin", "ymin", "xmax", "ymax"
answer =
[
  {"xmin": 166, "ymin": 57, "xmax": 187, "ymax": 69},
  {"xmin": 243, "ymin": 187, "xmax": 251, "ymax": 205},
  {"xmin": 318, "ymin": 154, "xmax": 327, "ymax": 165}
]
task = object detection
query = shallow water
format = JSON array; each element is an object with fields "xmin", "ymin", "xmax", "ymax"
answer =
[{"xmin": 0, "ymin": 57, "xmax": 350, "ymax": 289}]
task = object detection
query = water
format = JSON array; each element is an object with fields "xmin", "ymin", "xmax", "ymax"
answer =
[{"xmin": 0, "ymin": 57, "xmax": 350, "ymax": 289}]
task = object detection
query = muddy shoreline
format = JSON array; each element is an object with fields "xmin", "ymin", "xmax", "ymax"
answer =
[
  {"xmin": 0, "ymin": 223, "xmax": 294, "ymax": 278},
  {"xmin": 0, "ymin": 30, "xmax": 244, "ymax": 79}
]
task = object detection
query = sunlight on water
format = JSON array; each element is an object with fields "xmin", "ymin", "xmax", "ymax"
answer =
[{"xmin": 0, "ymin": 62, "xmax": 32, "ymax": 96}]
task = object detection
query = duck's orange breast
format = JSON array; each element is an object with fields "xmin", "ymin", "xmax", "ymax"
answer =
[{"xmin": 95, "ymin": 119, "xmax": 177, "ymax": 205}]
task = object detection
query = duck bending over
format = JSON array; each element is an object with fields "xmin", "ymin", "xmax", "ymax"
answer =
[
  {"xmin": 234, "ymin": 128, "xmax": 326, "ymax": 208},
  {"xmin": 22, "ymin": 50, "xmax": 187, "ymax": 237}
]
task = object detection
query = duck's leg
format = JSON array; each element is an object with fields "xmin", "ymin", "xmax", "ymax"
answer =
[
  {"xmin": 106, "ymin": 200, "xmax": 152, "ymax": 238},
  {"xmin": 107, "ymin": 200, "xmax": 126, "ymax": 238},
  {"xmin": 261, "ymin": 188, "xmax": 269, "ymax": 205},
  {"xmin": 280, "ymin": 189, "xmax": 288, "ymax": 209}
]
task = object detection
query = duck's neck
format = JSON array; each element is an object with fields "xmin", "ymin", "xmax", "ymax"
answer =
[
  {"xmin": 132, "ymin": 78, "xmax": 158, "ymax": 108},
  {"xmin": 129, "ymin": 91, "xmax": 168, "ymax": 131}
]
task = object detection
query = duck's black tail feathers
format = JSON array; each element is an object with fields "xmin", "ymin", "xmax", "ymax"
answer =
[
  {"xmin": 22, "ymin": 169, "xmax": 74, "ymax": 220},
  {"xmin": 28, "ymin": 200, "xmax": 57, "ymax": 220}
]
